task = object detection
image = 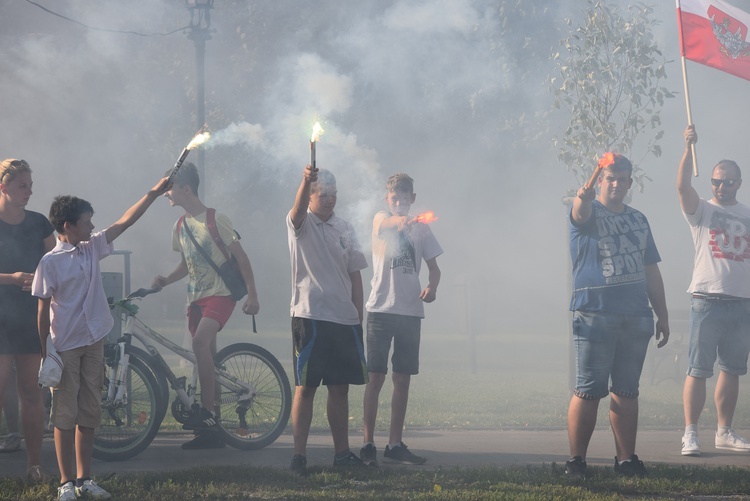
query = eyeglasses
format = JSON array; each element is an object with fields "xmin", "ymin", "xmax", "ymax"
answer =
[{"xmin": 711, "ymin": 178, "xmax": 739, "ymax": 187}]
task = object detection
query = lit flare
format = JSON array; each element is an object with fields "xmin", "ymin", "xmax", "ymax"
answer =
[
  {"xmin": 413, "ymin": 211, "xmax": 438, "ymax": 224},
  {"xmin": 311, "ymin": 122, "xmax": 324, "ymax": 143},
  {"xmin": 310, "ymin": 122, "xmax": 324, "ymax": 170},
  {"xmin": 167, "ymin": 129, "xmax": 211, "ymax": 185},
  {"xmin": 187, "ymin": 131, "xmax": 211, "ymax": 150},
  {"xmin": 598, "ymin": 152, "xmax": 615, "ymax": 168},
  {"xmin": 584, "ymin": 152, "xmax": 617, "ymax": 191}
]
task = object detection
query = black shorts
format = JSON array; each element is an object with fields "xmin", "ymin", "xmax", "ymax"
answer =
[
  {"xmin": 291, "ymin": 317, "xmax": 368, "ymax": 387},
  {"xmin": 0, "ymin": 294, "xmax": 41, "ymax": 355},
  {"xmin": 366, "ymin": 312, "xmax": 421, "ymax": 375}
]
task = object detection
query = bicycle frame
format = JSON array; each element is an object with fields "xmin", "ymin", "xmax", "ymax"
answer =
[
  {"xmin": 96, "ymin": 288, "xmax": 291, "ymax": 461},
  {"xmin": 106, "ymin": 301, "xmax": 257, "ymax": 421}
]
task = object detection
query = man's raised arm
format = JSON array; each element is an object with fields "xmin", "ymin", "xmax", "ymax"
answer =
[{"xmin": 677, "ymin": 125, "xmax": 700, "ymax": 216}]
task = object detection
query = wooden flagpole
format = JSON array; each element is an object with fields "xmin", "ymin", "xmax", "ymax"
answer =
[
  {"xmin": 677, "ymin": 0, "xmax": 699, "ymax": 176},
  {"xmin": 681, "ymin": 55, "xmax": 699, "ymax": 177}
]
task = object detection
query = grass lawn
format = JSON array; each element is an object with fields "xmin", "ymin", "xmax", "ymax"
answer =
[{"xmin": 4, "ymin": 463, "xmax": 750, "ymax": 500}]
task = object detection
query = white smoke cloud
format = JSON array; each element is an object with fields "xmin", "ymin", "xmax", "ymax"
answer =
[
  {"xmin": 3, "ymin": 0, "xmax": 749, "ymax": 360},
  {"xmin": 204, "ymin": 122, "xmax": 267, "ymax": 150},
  {"xmin": 382, "ymin": 0, "xmax": 479, "ymax": 34}
]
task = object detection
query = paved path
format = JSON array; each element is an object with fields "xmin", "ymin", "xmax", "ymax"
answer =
[{"xmin": 2, "ymin": 428, "xmax": 749, "ymax": 479}]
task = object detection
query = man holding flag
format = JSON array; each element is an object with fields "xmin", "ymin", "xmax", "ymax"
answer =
[{"xmin": 677, "ymin": 125, "xmax": 750, "ymax": 457}]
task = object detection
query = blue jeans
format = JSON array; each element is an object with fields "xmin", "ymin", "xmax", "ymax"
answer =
[
  {"xmin": 687, "ymin": 297, "xmax": 750, "ymax": 378},
  {"xmin": 572, "ymin": 311, "xmax": 653, "ymax": 399}
]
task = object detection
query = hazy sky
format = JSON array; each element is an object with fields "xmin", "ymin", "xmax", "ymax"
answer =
[{"xmin": 1, "ymin": 0, "xmax": 749, "ymax": 352}]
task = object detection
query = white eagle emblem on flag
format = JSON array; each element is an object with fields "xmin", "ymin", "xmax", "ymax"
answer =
[{"xmin": 710, "ymin": 12, "xmax": 750, "ymax": 60}]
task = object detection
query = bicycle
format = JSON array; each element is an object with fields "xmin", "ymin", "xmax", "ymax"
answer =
[{"xmin": 93, "ymin": 288, "xmax": 292, "ymax": 461}]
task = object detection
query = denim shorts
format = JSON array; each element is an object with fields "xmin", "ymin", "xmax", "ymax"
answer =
[
  {"xmin": 687, "ymin": 297, "xmax": 750, "ymax": 378},
  {"xmin": 572, "ymin": 311, "xmax": 653, "ymax": 400}
]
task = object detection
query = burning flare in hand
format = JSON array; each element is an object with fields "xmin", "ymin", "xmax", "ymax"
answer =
[
  {"xmin": 598, "ymin": 152, "xmax": 616, "ymax": 168},
  {"xmin": 311, "ymin": 122, "xmax": 325, "ymax": 143},
  {"xmin": 187, "ymin": 131, "xmax": 211, "ymax": 150},
  {"xmin": 167, "ymin": 129, "xmax": 212, "ymax": 185},
  {"xmin": 413, "ymin": 211, "xmax": 438, "ymax": 224},
  {"xmin": 310, "ymin": 122, "xmax": 324, "ymax": 170},
  {"xmin": 584, "ymin": 152, "xmax": 617, "ymax": 191}
]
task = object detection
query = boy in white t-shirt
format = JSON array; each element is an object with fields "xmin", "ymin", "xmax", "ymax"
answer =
[{"xmin": 361, "ymin": 173, "xmax": 442, "ymax": 466}]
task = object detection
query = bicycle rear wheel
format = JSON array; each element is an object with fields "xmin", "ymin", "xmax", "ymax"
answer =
[
  {"xmin": 93, "ymin": 351, "xmax": 162, "ymax": 461},
  {"xmin": 214, "ymin": 343, "xmax": 291, "ymax": 450}
]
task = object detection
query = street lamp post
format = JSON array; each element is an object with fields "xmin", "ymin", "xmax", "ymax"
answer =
[{"xmin": 185, "ymin": 0, "xmax": 213, "ymax": 199}]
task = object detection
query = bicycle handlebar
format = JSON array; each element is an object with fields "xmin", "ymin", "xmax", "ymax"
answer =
[{"xmin": 126, "ymin": 287, "xmax": 161, "ymax": 300}]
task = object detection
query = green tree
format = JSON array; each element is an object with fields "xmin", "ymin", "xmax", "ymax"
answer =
[{"xmin": 550, "ymin": 0, "xmax": 675, "ymax": 192}]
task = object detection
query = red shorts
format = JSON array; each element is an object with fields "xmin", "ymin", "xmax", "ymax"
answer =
[{"xmin": 187, "ymin": 296, "xmax": 236, "ymax": 337}]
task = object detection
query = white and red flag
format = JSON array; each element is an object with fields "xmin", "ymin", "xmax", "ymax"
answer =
[{"xmin": 677, "ymin": 0, "xmax": 750, "ymax": 80}]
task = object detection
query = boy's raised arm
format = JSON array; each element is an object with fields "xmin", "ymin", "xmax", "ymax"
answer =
[
  {"xmin": 571, "ymin": 185, "xmax": 595, "ymax": 225},
  {"xmin": 105, "ymin": 177, "xmax": 170, "ymax": 243},
  {"xmin": 377, "ymin": 215, "xmax": 410, "ymax": 234},
  {"xmin": 290, "ymin": 165, "xmax": 317, "ymax": 230}
]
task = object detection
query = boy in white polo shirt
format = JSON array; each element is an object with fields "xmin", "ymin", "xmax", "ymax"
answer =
[
  {"xmin": 33, "ymin": 177, "xmax": 169, "ymax": 501},
  {"xmin": 287, "ymin": 165, "xmax": 369, "ymax": 475}
]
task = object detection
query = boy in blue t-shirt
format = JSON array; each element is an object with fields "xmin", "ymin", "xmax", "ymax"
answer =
[{"xmin": 565, "ymin": 153, "xmax": 669, "ymax": 479}]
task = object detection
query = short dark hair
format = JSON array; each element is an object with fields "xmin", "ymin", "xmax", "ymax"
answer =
[
  {"xmin": 714, "ymin": 160, "xmax": 741, "ymax": 179},
  {"xmin": 167, "ymin": 162, "xmax": 200, "ymax": 195},
  {"xmin": 49, "ymin": 195, "xmax": 94, "ymax": 234},
  {"xmin": 607, "ymin": 154, "xmax": 633, "ymax": 175},
  {"xmin": 386, "ymin": 173, "xmax": 414, "ymax": 194}
]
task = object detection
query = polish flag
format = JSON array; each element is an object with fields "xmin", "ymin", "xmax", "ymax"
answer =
[{"xmin": 677, "ymin": 0, "xmax": 750, "ymax": 81}]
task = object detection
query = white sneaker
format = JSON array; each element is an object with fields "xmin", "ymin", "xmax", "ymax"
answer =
[
  {"xmin": 75, "ymin": 479, "xmax": 112, "ymax": 499},
  {"xmin": 681, "ymin": 431, "xmax": 701, "ymax": 456},
  {"xmin": 58, "ymin": 482, "xmax": 77, "ymax": 501},
  {"xmin": 715, "ymin": 429, "xmax": 750, "ymax": 452}
]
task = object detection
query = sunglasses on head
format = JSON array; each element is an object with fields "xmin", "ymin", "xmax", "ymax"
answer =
[{"xmin": 711, "ymin": 178, "xmax": 738, "ymax": 187}]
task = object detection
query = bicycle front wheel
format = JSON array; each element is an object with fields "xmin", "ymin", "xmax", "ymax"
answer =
[
  {"xmin": 127, "ymin": 345, "xmax": 169, "ymax": 425},
  {"xmin": 214, "ymin": 343, "xmax": 291, "ymax": 450},
  {"xmin": 93, "ymin": 351, "xmax": 162, "ymax": 461}
]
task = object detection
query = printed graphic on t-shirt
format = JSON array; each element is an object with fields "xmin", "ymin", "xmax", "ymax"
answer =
[
  {"xmin": 709, "ymin": 211, "xmax": 750, "ymax": 261},
  {"xmin": 182, "ymin": 227, "xmax": 217, "ymax": 294},
  {"xmin": 389, "ymin": 232, "xmax": 416, "ymax": 275},
  {"xmin": 595, "ymin": 207, "xmax": 650, "ymax": 285}
]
